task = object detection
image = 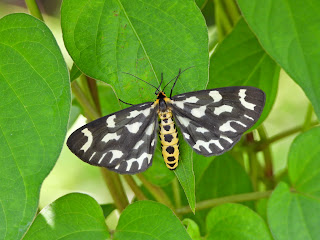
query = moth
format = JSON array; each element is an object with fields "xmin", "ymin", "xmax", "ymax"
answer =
[{"xmin": 67, "ymin": 69, "xmax": 265, "ymax": 174}]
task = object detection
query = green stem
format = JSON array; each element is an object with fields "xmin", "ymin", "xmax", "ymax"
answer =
[
  {"xmin": 123, "ymin": 175, "xmax": 147, "ymax": 201},
  {"xmin": 257, "ymin": 126, "xmax": 275, "ymax": 189},
  {"xmin": 214, "ymin": 0, "xmax": 234, "ymax": 40},
  {"xmin": 224, "ymin": 0, "xmax": 240, "ymax": 25},
  {"xmin": 86, "ymin": 76, "xmax": 102, "ymax": 116},
  {"xmin": 25, "ymin": 0, "xmax": 44, "ymax": 21},
  {"xmin": 137, "ymin": 174, "xmax": 174, "ymax": 209},
  {"xmin": 71, "ymin": 81, "xmax": 100, "ymax": 121},
  {"xmin": 302, "ymin": 103, "xmax": 314, "ymax": 131},
  {"xmin": 255, "ymin": 120, "xmax": 319, "ymax": 151},
  {"xmin": 248, "ymin": 149, "xmax": 258, "ymax": 191},
  {"xmin": 176, "ymin": 190, "xmax": 273, "ymax": 214},
  {"xmin": 101, "ymin": 169, "xmax": 129, "ymax": 212},
  {"xmin": 172, "ymin": 178, "xmax": 181, "ymax": 208}
]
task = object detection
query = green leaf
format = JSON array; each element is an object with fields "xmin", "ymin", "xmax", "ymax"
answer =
[
  {"xmin": 206, "ymin": 203, "xmax": 272, "ymax": 240},
  {"xmin": 24, "ymin": 193, "xmax": 110, "ymax": 239},
  {"xmin": 182, "ymin": 218, "xmax": 202, "ymax": 240},
  {"xmin": 208, "ymin": 17, "xmax": 279, "ymax": 125},
  {"xmin": 0, "ymin": 13, "xmax": 70, "ymax": 240},
  {"xmin": 238, "ymin": 0, "xmax": 320, "ymax": 119},
  {"xmin": 61, "ymin": 0, "xmax": 208, "ymax": 104},
  {"xmin": 288, "ymin": 127, "xmax": 320, "ymax": 196},
  {"xmin": 175, "ymin": 134, "xmax": 196, "ymax": 213},
  {"xmin": 114, "ymin": 201, "xmax": 192, "ymax": 240},
  {"xmin": 267, "ymin": 128, "xmax": 320, "ymax": 240},
  {"xmin": 267, "ymin": 182, "xmax": 320, "ymax": 240},
  {"xmin": 183, "ymin": 153, "xmax": 253, "ymax": 233},
  {"xmin": 196, "ymin": 154, "xmax": 253, "ymax": 202},
  {"xmin": 100, "ymin": 203, "xmax": 116, "ymax": 218},
  {"xmin": 70, "ymin": 63, "xmax": 82, "ymax": 82}
]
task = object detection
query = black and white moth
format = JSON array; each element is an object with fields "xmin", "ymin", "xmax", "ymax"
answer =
[{"xmin": 67, "ymin": 70, "xmax": 265, "ymax": 174}]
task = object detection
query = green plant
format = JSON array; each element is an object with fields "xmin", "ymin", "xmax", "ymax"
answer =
[{"xmin": 0, "ymin": 0, "xmax": 319, "ymax": 239}]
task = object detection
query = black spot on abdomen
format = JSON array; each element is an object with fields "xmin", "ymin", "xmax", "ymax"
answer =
[
  {"xmin": 167, "ymin": 156, "xmax": 175, "ymax": 162},
  {"xmin": 166, "ymin": 146, "xmax": 174, "ymax": 154},
  {"xmin": 163, "ymin": 125, "xmax": 171, "ymax": 131},
  {"xmin": 164, "ymin": 134, "xmax": 174, "ymax": 142}
]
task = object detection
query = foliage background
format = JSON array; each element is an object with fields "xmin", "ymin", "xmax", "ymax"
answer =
[{"xmin": 0, "ymin": 0, "xmax": 319, "ymax": 239}]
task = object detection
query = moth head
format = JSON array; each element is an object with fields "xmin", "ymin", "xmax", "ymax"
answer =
[{"xmin": 157, "ymin": 91, "xmax": 168, "ymax": 112}]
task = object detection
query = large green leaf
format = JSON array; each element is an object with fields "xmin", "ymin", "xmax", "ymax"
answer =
[
  {"xmin": 175, "ymin": 138, "xmax": 195, "ymax": 212},
  {"xmin": 24, "ymin": 193, "xmax": 110, "ymax": 239},
  {"xmin": 238, "ymin": 0, "xmax": 320, "ymax": 119},
  {"xmin": 288, "ymin": 127, "xmax": 320, "ymax": 196},
  {"xmin": 209, "ymin": 17, "xmax": 279, "ymax": 125},
  {"xmin": 61, "ymin": 0, "xmax": 208, "ymax": 104},
  {"xmin": 268, "ymin": 127, "xmax": 320, "ymax": 240},
  {"xmin": 114, "ymin": 201, "xmax": 192, "ymax": 240},
  {"xmin": 0, "ymin": 13, "xmax": 70, "ymax": 240},
  {"xmin": 206, "ymin": 203, "xmax": 272, "ymax": 240},
  {"xmin": 268, "ymin": 183, "xmax": 320, "ymax": 240}
]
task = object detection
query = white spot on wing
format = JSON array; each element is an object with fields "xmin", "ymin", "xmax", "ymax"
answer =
[
  {"xmin": 214, "ymin": 105, "xmax": 233, "ymax": 115},
  {"xmin": 98, "ymin": 153, "xmax": 107, "ymax": 164},
  {"xmin": 109, "ymin": 150, "xmax": 123, "ymax": 163},
  {"xmin": 102, "ymin": 132, "xmax": 120, "ymax": 143},
  {"xmin": 191, "ymin": 105, "xmax": 206, "ymax": 118},
  {"xmin": 176, "ymin": 116, "xmax": 190, "ymax": 127},
  {"xmin": 193, "ymin": 139, "xmax": 223, "ymax": 153},
  {"xmin": 126, "ymin": 122, "xmax": 143, "ymax": 133},
  {"xmin": 125, "ymin": 152, "xmax": 153, "ymax": 171},
  {"xmin": 196, "ymin": 127, "xmax": 209, "ymax": 133},
  {"xmin": 133, "ymin": 140, "xmax": 144, "ymax": 150},
  {"xmin": 173, "ymin": 96, "xmax": 199, "ymax": 109},
  {"xmin": 146, "ymin": 122, "xmax": 155, "ymax": 135},
  {"xmin": 173, "ymin": 100, "xmax": 184, "ymax": 109},
  {"xmin": 151, "ymin": 139, "xmax": 155, "ymax": 147},
  {"xmin": 106, "ymin": 115, "xmax": 116, "ymax": 128},
  {"xmin": 209, "ymin": 90, "xmax": 222, "ymax": 102},
  {"xmin": 89, "ymin": 152, "xmax": 96, "ymax": 161},
  {"xmin": 183, "ymin": 133, "xmax": 190, "ymax": 140},
  {"xmin": 128, "ymin": 108, "xmax": 151, "ymax": 118},
  {"xmin": 219, "ymin": 120, "xmax": 246, "ymax": 132},
  {"xmin": 220, "ymin": 135, "xmax": 233, "ymax": 144},
  {"xmin": 185, "ymin": 96, "xmax": 199, "ymax": 103},
  {"xmin": 244, "ymin": 114, "xmax": 254, "ymax": 121},
  {"xmin": 239, "ymin": 89, "xmax": 256, "ymax": 110},
  {"xmin": 80, "ymin": 128, "xmax": 93, "ymax": 152}
]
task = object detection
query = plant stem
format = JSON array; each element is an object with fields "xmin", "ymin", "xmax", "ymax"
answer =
[
  {"xmin": 248, "ymin": 149, "xmax": 258, "ymax": 191},
  {"xmin": 71, "ymin": 81, "xmax": 100, "ymax": 121},
  {"xmin": 255, "ymin": 121, "xmax": 319, "ymax": 151},
  {"xmin": 86, "ymin": 76, "xmax": 102, "ymax": 116},
  {"xmin": 137, "ymin": 174, "xmax": 174, "ymax": 209},
  {"xmin": 224, "ymin": 0, "xmax": 240, "ymax": 25},
  {"xmin": 302, "ymin": 103, "xmax": 314, "ymax": 131},
  {"xmin": 172, "ymin": 178, "xmax": 181, "ymax": 208},
  {"xmin": 176, "ymin": 190, "xmax": 273, "ymax": 214},
  {"xmin": 25, "ymin": 0, "xmax": 44, "ymax": 21},
  {"xmin": 214, "ymin": 0, "xmax": 233, "ymax": 40},
  {"xmin": 101, "ymin": 169, "xmax": 129, "ymax": 212},
  {"xmin": 123, "ymin": 175, "xmax": 147, "ymax": 201},
  {"xmin": 257, "ymin": 126, "xmax": 275, "ymax": 189}
]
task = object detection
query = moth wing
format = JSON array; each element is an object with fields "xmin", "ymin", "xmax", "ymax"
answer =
[
  {"xmin": 67, "ymin": 102, "xmax": 158, "ymax": 174},
  {"xmin": 170, "ymin": 86, "xmax": 265, "ymax": 156}
]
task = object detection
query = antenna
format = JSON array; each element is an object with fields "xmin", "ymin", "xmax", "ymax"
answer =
[
  {"xmin": 122, "ymin": 72, "xmax": 158, "ymax": 91},
  {"xmin": 162, "ymin": 66, "xmax": 195, "ymax": 97}
]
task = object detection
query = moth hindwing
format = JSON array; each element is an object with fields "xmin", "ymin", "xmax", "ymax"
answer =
[{"xmin": 67, "ymin": 86, "xmax": 265, "ymax": 174}]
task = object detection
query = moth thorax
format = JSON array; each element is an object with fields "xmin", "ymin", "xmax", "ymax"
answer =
[{"xmin": 159, "ymin": 109, "xmax": 179, "ymax": 170}]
